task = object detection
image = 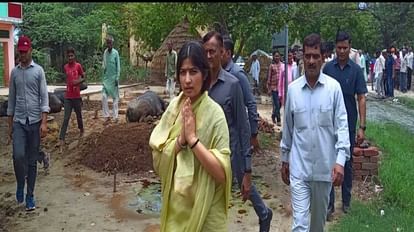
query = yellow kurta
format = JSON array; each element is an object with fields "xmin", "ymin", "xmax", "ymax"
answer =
[{"xmin": 149, "ymin": 92, "xmax": 231, "ymax": 232}]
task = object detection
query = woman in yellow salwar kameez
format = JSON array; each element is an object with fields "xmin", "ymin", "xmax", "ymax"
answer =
[{"xmin": 149, "ymin": 41, "xmax": 232, "ymax": 232}]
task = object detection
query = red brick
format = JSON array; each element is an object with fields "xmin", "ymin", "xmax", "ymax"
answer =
[
  {"xmin": 353, "ymin": 163, "xmax": 362, "ymax": 170},
  {"xmin": 353, "ymin": 175, "xmax": 363, "ymax": 181},
  {"xmin": 362, "ymin": 163, "xmax": 378, "ymax": 170},
  {"xmin": 363, "ymin": 147, "xmax": 380, "ymax": 157},
  {"xmin": 353, "ymin": 155, "xmax": 369, "ymax": 163},
  {"xmin": 354, "ymin": 170, "xmax": 370, "ymax": 176},
  {"xmin": 353, "ymin": 146, "xmax": 380, "ymax": 157},
  {"xmin": 353, "ymin": 147, "xmax": 364, "ymax": 156},
  {"xmin": 370, "ymin": 155, "xmax": 380, "ymax": 163},
  {"xmin": 370, "ymin": 169, "xmax": 378, "ymax": 175},
  {"xmin": 353, "ymin": 155, "xmax": 363, "ymax": 163}
]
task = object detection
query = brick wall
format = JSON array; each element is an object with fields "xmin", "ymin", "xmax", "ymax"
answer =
[{"xmin": 352, "ymin": 146, "xmax": 380, "ymax": 181}]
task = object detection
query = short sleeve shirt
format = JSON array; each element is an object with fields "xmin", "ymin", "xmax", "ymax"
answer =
[
  {"xmin": 323, "ymin": 59, "xmax": 367, "ymax": 134},
  {"xmin": 64, "ymin": 62, "xmax": 84, "ymax": 99}
]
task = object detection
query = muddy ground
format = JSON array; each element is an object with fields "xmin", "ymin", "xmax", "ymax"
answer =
[{"xmin": 0, "ymin": 84, "xmax": 393, "ymax": 232}]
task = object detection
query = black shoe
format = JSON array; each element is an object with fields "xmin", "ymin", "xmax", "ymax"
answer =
[
  {"xmin": 326, "ymin": 207, "xmax": 334, "ymax": 222},
  {"xmin": 342, "ymin": 205, "xmax": 350, "ymax": 214},
  {"xmin": 259, "ymin": 208, "xmax": 273, "ymax": 232}
]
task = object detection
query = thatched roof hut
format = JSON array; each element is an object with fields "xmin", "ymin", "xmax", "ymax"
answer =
[{"xmin": 150, "ymin": 17, "xmax": 201, "ymax": 85}]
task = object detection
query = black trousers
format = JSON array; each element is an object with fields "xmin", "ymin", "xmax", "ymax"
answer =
[{"xmin": 59, "ymin": 98, "xmax": 83, "ymax": 140}]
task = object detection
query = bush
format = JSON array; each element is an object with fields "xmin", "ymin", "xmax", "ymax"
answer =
[
  {"xmin": 83, "ymin": 52, "xmax": 103, "ymax": 83},
  {"xmin": 120, "ymin": 56, "xmax": 148, "ymax": 83},
  {"xmin": 44, "ymin": 66, "xmax": 63, "ymax": 84}
]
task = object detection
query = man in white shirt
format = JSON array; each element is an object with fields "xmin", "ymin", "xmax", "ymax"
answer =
[
  {"xmin": 406, "ymin": 47, "xmax": 413, "ymax": 91},
  {"xmin": 250, "ymin": 54, "xmax": 261, "ymax": 95},
  {"xmin": 374, "ymin": 50, "xmax": 386, "ymax": 97},
  {"xmin": 280, "ymin": 33, "xmax": 350, "ymax": 232}
]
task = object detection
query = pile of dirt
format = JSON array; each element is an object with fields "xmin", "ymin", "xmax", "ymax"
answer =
[
  {"xmin": 258, "ymin": 116, "xmax": 275, "ymax": 133},
  {"xmin": 78, "ymin": 122, "xmax": 156, "ymax": 175}
]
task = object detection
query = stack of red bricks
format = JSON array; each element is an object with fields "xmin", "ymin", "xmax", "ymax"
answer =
[{"xmin": 352, "ymin": 146, "xmax": 380, "ymax": 181}]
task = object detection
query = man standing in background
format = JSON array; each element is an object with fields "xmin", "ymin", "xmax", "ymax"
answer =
[
  {"xmin": 250, "ymin": 54, "xmax": 261, "ymax": 96},
  {"xmin": 323, "ymin": 31, "xmax": 367, "ymax": 220},
  {"xmin": 222, "ymin": 37, "xmax": 260, "ymax": 151},
  {"xmin": 165, "ymin": 41, "xmax": 177, "ymax": 99},
  {"xmin": 203, "ymin": 31, "xmax": 273, "ymax": 232},
  {"xmin": 102, "ymin": 35, "xmax": 121, "ymax": 125}
]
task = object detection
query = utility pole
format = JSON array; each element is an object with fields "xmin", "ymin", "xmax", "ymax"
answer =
[{"xmin": 284, "ymin": 24, "xmax": 289, "ymax": 106}]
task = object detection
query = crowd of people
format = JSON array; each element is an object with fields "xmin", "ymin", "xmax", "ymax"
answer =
[
  {"xmin": 7, "ymin": 27, "xmax": 406, "ymax": 231},
  {"xmin": 152, "ymin": 30, "xmax": 368, "ymax": 231}
]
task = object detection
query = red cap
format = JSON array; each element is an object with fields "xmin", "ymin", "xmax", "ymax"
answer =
[{"xmin": 17, "ymin": 36, "xmax": 32, "ymax": 52}]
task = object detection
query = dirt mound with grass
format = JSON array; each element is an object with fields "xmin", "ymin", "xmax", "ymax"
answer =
[{"xmin": 78, "ymin": 122, "xmax": 156, "ymax": 175}]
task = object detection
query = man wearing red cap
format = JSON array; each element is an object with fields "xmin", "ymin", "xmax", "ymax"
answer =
[{"xmin": 7, "ymin": 35, "xmax": 50, "ymax": 211}]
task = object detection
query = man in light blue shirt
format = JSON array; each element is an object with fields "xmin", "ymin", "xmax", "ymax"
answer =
[
  {"xmin": 280, "ymin": 33, "xmax": 350, "ymax": 232},
  {"xmin": 7, "ymin": 36, "xmax": 50, "ymax": 211}
]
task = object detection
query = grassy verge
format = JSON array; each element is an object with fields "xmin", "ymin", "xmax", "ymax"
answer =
[
  {"xmin": 331, "ymin": 121, "xmax": 414, "ymax": 231},
  {"xmin": 331, "ymin": 201, "xmax": 414, "ymax": 232},
  {"xmin": 396, "ymin": 96, "xmax": 414, "ymax": 110}
]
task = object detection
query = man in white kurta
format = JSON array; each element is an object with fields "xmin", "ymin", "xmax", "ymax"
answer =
[{"xmin": 250, "ymin": 54, "xmax": 260, "ymax": 95}]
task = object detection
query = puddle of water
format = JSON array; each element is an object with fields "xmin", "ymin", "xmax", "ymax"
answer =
[
  {"xmin": 110, "ymin": 193, "xmax": 147, "ymax": 220},
  {"xmin": 130, "ymin": 180, "xmax": 162, "ymax": 216}
]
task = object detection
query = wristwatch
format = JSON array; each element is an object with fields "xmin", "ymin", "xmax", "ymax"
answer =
[{"xmin": 359, "ymin": 125, "xmax": 366, "ymax": 131}]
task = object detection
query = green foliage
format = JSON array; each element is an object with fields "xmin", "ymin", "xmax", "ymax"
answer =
[
  {"xmin": 17, "ymin": 2, "xmax": 414, "ymax": 83},
  {"xmin": 83, "ymin": 52, "xmax": 103, "ymax": 83},
  {"xmin": 31, "ymin": 48, "xmax": 63, "ymax": 84},
  {"xmin": 119, "ymin": 56, "xmax": 146, "ymax": 82},
  {"xmin": 185, "ymin": 3, "xmax": 288, "ymax": 56},
  {"xmin": 44, "ymin": 67, "xmax": 62, "ymax": 84},
  {"xmin": 288, "ymin": 3, "xmax": 381, "ymax": 53},
  {"xmin": 365, "ymin": 121, "xmax": 414, "ymax": 215},
  {"xmin": 126, "ymin": 3, "xmax": 190, "ymax": 50},
  {"xmin": 330, "ymin": 201, "xmax": 414, "ymax": 231}
]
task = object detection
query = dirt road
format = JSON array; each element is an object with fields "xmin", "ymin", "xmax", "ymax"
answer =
[{"xmin": 366, "ymin": 93, "xmax": 414, "ymax": 134}]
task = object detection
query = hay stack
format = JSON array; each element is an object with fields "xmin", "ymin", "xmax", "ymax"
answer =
[{"xmin": 150, "ymin": 17, "xmax": 201, "ymax": 86}]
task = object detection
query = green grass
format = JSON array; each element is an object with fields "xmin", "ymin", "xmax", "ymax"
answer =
[
  {"xmin": 330, "ymin": 201, "xmax": 414, "ymax": 232},
  {"xmin": 332, "ymin": 121, "xmax": 414, "ymax": 231},
  {"xmin": 365, "ymin": 121, "xmax": 414, "ymax": 213},
  {"xmin": 258, "ymin": 132, "xmax": 277, "ymax": 150},
  {"xmin": 396, "ymin": 96, "xmax": 414, "ymax": 110}
]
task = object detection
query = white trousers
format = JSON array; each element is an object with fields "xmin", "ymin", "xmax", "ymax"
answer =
[
  {"xmin": 290, "ymin": 175, "xmax": 331, "ymax": 232},
  {"xmin": 166, "ymin": 78, "xmax": 175, "ymax": 99},
  {"xmin": 375, "ymin": 72, "xmax": 384, "ymax": 96},
  {"xmin": 102, "ymin": 91, "xmax": 119, "ymax": 119}
]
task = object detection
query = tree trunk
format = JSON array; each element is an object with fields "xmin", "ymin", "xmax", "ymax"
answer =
[{"xmin": 233, "ymin": 37, "xmax": 245, "ymax": 62}]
